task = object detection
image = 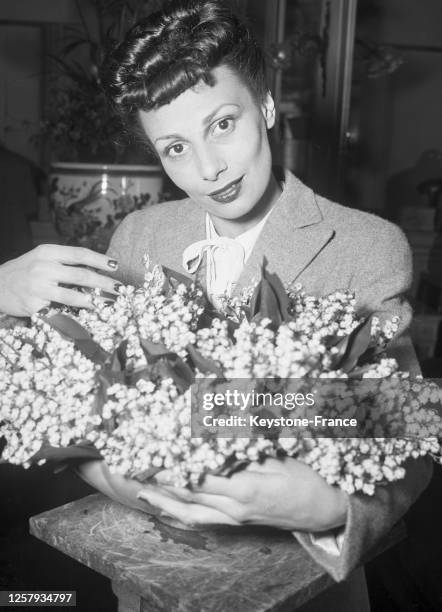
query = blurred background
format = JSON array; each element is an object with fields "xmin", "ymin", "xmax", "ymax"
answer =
[{"xmin": 0, "ymin": 1, "xmax": 441, "ymax": 610}]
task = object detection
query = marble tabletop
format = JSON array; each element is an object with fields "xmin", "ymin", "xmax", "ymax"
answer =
[{"xmin": 30, "ymin": 493, "xmax": 333, "ymax": 612}]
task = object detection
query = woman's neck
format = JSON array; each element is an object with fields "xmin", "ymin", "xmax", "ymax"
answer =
[{"xmin": 209, "ymin": 171, "xmax": 282, "ymax": 238}]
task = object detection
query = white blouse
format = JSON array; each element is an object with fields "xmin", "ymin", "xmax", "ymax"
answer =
[{"xmin": 182, "ymin": 209, "xmax": 273, "ymax": 308}]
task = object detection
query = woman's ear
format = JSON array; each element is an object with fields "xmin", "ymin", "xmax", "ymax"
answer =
[{"xmin": 261, "ymin": 92, "xmax": 276, "ymax": 129}]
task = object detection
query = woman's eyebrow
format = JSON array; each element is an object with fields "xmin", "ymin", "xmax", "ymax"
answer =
[
  {"xmin": 154, "ymin": 133, "xmax": 182, "ymax": 144},
  {"xmin": 154, "ymin": 104, "xmax": 241, "ymax": 143},
  {"xmin": 203, "ymin": 103, "xmax": 240, "ymax": 126}
]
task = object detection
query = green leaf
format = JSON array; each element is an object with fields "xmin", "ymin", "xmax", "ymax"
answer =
[
  {"xmin": 212, "ymin": 458, "xmax": 250, "ymax": 478},
  {"xmin": 92, "ymin": 373, "xmax": 120, "ymax": 431},
  {"xmin": 112, "ymin": 339, "xmax": 128, "ymax": 371},
  {"xmin": 198, "ymin": 306, "xmax": 239, "ymax": 340},
  {"xmin": 99, "ymin": 368, "xmax": 125, "ymax": 387},
  {"xmin": 20, "ymin": 337, "xmax": 44, "ymax": 359},
  {"xmin": 45, "ymin": 313, "xmax": 110, "ymax": 365},
  {"xmin": 31, "ymin": 441, "xmax": 102, "ymax": 465},
  {"xmin": 197, "ymin": 307, "xmax": 219, "ymax": 330},
  {"xmin": 263, "ymin": 378, "xmax": 286, "ymax": 393},
  {"xmin": 334, "ymin": 316, "xmax": 374, "ymax": 373},
  {"xmin": 265, "ymin": 269, "xmax": 291, "ymax": 322},
  {"xmin": 75, "ymin": 338, "xmax": 110, "ymax": 365},
  {"xmin": 329, "ymin": 335, "xmax": 351, "ymax": 369},
  {"xmin": 346, "ymin": 363, "xmax": 379, "ymax": 379},
  {"xmin": 46, "ymin": 313, "xmax": 91, "ymax": 340},
  {"xmin": 249, "ymin": 259, "xmax": 290, "ymax": 327},
  {"xmin": 156, "ymin": 359, "xmax": 193, "ymax": 394},
  {"xmin": 140, "ymin": 338, "xmax": 176, "ymax": 363},
  {"xmin": 357, "ymin": 344, "xmax": 385, "ymax": 367},
  {"xmin": 250, "ymin": 277, "xmax": 282, "ymax": 327},
  {"xmin": 129, "ymin": 366, "xmax": 153, "ymax": 385},
  {"xmin": 187, "ymin": 344, "xmax": 224, "ymax": 378},
  {"xmin": 169, "ymin": 356, "xmax": 194, "ymax": 390},
  {"xmin": 162, "ymin": 265, "xmax": 193, "ymax": 288}
]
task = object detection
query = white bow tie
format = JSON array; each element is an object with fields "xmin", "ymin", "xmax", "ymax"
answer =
[{"xmin": 182, "ymin": 237, "xmax": 245, "ymax": 307}]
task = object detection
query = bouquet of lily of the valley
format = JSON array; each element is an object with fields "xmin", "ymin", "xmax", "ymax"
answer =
[{"xmin": 0, "ymin": 257, "xmax": 441, "ymax": 496}]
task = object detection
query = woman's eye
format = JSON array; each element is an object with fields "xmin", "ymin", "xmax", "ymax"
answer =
[
  {"xmin": 213, "ymin": 117, "xmax": 234, "ymax": 135},
  {"xmin": 166, "ymin": 143, "xmax": 187, "ymax": 158}
]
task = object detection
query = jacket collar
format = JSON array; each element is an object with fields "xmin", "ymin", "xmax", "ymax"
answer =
[
  {"xmin": 174, "ymin": 168, "xmax": 335, "ymax": 290},
  {"xmin": 234, "ymin": 169, "xmax": 335, "ymax": 292}
]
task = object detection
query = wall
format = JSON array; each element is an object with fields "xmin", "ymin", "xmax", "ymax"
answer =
[
  {"xmin": 346, "ymin": 0, "xmax": 442, "ymax": 213},
  {"xmin": 380, "ymin": 0, "xmax": 442, "ymax": 176},
  {"xmin": 0, "ymin": 25, "xmax": 42, "ymax": 165},
  {"xmin": 0, "ymin": 0, "xmax": 78, "ymax": 23}
]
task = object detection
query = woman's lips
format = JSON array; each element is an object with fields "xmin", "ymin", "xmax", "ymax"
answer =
[{"xmin": 208, "ymin": 176, "xmax": 243, "ymax": 204}]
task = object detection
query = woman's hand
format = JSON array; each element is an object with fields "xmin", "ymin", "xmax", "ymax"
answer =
[
  {"xmin": 137, "ymin": 457, "xmax": 348, "ymax": 532},
  {"xmin": 0, "ymin": 244, "xmax": 120, "ymax": 316}
]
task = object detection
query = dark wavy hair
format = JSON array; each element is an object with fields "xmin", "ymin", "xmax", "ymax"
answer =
[{"xmin": 102, "ymin": 0, "xmax": 268, "ymax": 130}]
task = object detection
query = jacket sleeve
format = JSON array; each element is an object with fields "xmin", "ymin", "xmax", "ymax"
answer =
[
  {"xmin": 354, "ymin": 220, "xmax": 413, "ymax": 336},
  {"xmin": 294, "ymin": 219, "xmax": 433, "ymax": 581},
  {"xmin": 106, "ymin": 210, "xmax": 150, "ymax": 286},
  {"xmin": 293, "ymin": 457, "xmax": 433, "ymax": 582}
]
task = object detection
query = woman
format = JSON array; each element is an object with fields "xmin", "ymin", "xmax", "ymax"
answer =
[
  {"xmin": 0, "ymin": 1, "xmax": 431, "ymax": 609},
  {"xmin": 100, "ymin": 1, "xmax": 430, "ymax": 608}
]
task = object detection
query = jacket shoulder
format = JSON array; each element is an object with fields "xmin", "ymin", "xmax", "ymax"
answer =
[
  {"xmin": 119, "ymin": 196, "xmax": 194, "ymax": 227},
  {"xmin": 108, "ymin": 197, "xmax": 193, "ymax": 246},
  {"xmin": 316, "ymin": 196, "xmax": 409, "ymax": 249}
]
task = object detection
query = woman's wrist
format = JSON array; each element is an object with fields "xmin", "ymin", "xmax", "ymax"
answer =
[{"xmin": 314, "ymin": 486, "xmax": 348, "ymax": 532}]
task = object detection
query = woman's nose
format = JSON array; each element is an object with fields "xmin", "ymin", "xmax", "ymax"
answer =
[{"xmin": 197, "ymin": 146, "xmax": 227, "ymax": 181}]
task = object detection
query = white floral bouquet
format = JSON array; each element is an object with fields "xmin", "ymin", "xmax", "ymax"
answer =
[{"xmin": 0, "ymin": 257, "xmax": 441, "ymax": 496}]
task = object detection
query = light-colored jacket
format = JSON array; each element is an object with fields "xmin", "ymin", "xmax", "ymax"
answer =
[
  {"xmin": 108, "ymin": 169, "xmax": 413, "ymax": 334},
  {"xmin": 108, "ymin": 169, "xmax": 431, "ymax": 609}
]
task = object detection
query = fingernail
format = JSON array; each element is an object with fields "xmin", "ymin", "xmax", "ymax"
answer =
[
  {"xmin": 159, "ymin": 511, "xmax": 173, "ymax": 519},
  {"xmin": 108, "ymin": 259, "xmax": 118, "ymax": 270},
  {"xmin": 38, "ymin": 307, "xmax": 49, "ymax": 316}
]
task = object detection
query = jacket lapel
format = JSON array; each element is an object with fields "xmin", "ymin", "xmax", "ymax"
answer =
[
  {"xmin": 163, "ymin": 171, "xmax": 335, "ymax": 292},
  {"xmin": 234, "ymin": 170, "xmax": 335, "ymax": 292},
  {"xmin": 155, "ymin": 199, "xmax": 206, "ymax": 276}
]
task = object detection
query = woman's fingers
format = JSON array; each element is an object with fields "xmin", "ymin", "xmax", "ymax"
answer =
[
  {"xmin": 190, "ymin": 459, "xmax": 289, "ymax": 497},
  {"xmin": 137, "ymin": 486, "xmax": 240, "ymax": 526},
  {"xmin": 191, "ymin": 470, "xmax": 263, "ymax": 498},
  {"xmin": 47, "ymin": 286, "xmax": 94, "ymax": 310},
  {"xmin": 34, "ymin": 244, "xmax": 118, "ymax": 272},
  {"xmin": 0, "ymin": 244, "xmax": 121, "ymax": 316},
  {"xmin": 50, "ymin": 262, "xmax": 120, "ymax": 294},
  {"xmin": 48, "ymin": 287, "xmax": 115, "ymax": 310},
  {"xmin": 160, "ymin": 485, "xmax": 250, "ymax": 522}
]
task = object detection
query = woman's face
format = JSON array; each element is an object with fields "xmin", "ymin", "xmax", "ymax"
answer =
[{"xmin": 138, "ymin": 65, "xmax": 280, "ymax": 236}]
